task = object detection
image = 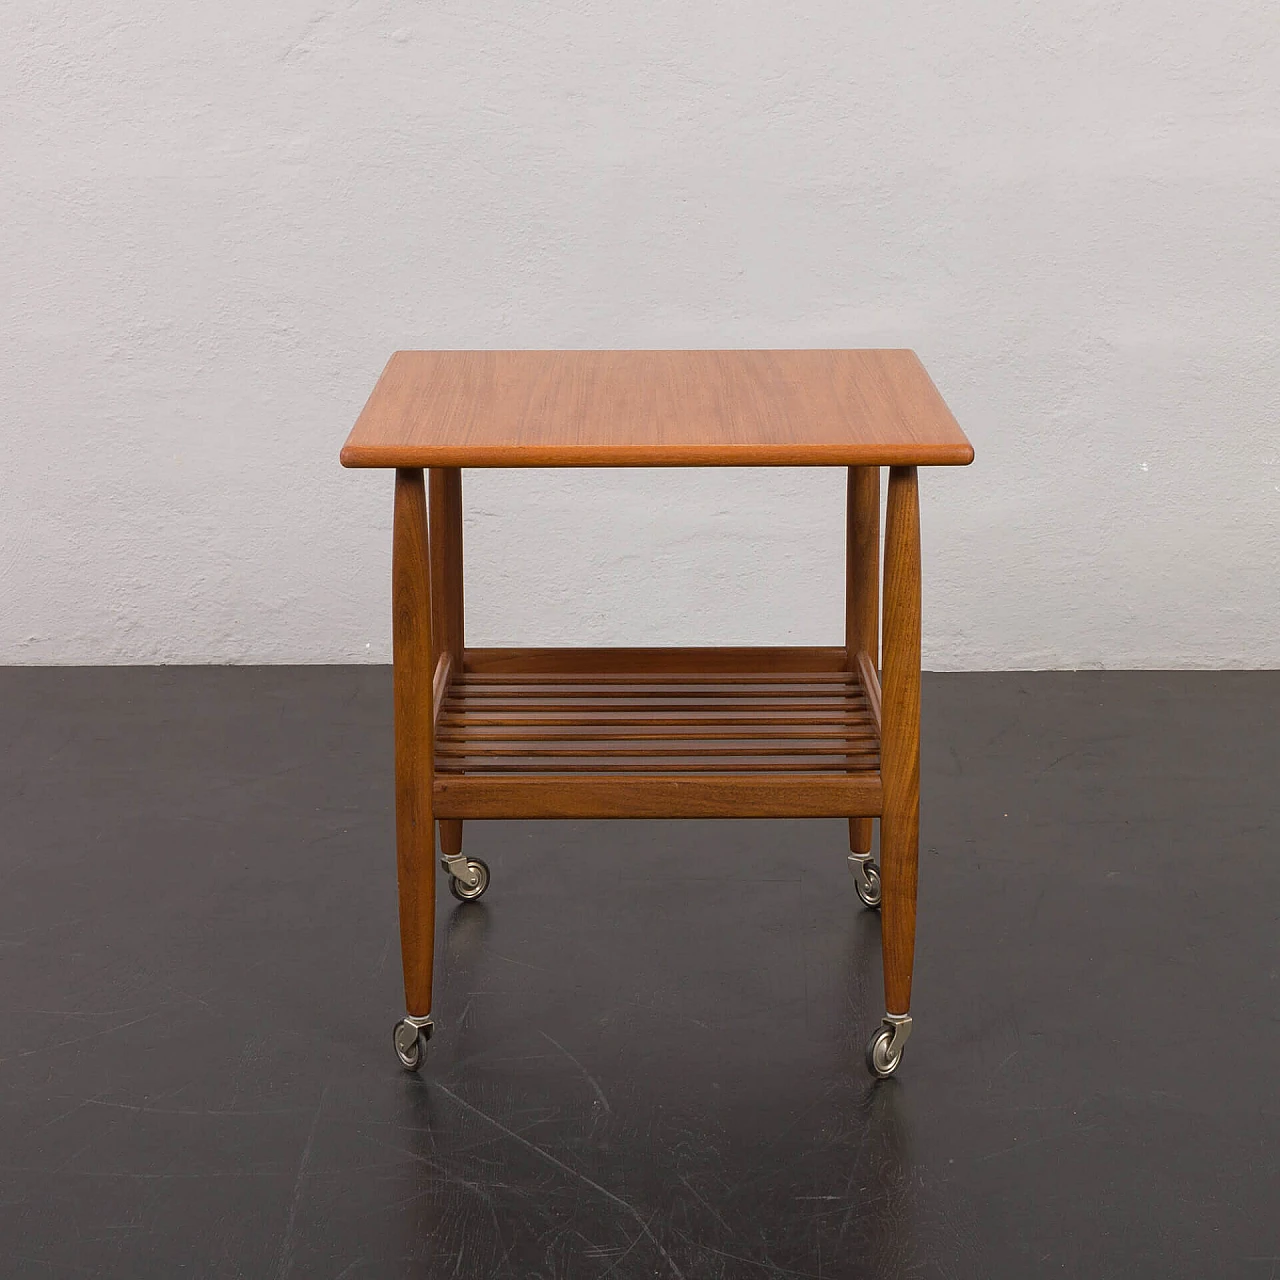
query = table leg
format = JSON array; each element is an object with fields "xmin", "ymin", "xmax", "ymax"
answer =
[
  {"xmin": 846, "ymin": 466, "xmax": 881, "ymax": 902},
  {"xmin": 391, "ymin": 468, "xmax": 437, "ymax": 1071},
  {"xmin": 868, "ymin": 465, "xmax": 920, "ymax": 1078},
  {"xmin": 429, "ymin": 468, "xmax": 490, "ymax": 903},
  {"xmin": 429, "ymin": 468, "xmax": 464, "ymax": 672}
]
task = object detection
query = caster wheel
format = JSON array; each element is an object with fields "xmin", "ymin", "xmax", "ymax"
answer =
[
  {"xmin": 448, "ymin": 857, "xmax": 490, "ymax": 902},
  {"xmin": 865, "ymin": 1025, "xmax": 903, "ymax": 1078},
  {"xmin": 393, "ymin": 1018, "xmax": 431, "ymax": 1071},
  {"xmin": 854, "ymin": 861, "xmax": 882, "ymax": 909}
]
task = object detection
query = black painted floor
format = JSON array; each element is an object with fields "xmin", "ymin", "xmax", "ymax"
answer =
[{"xmin": 1, "ymin": 668, "xmax": 1277, "ymax": 1278}]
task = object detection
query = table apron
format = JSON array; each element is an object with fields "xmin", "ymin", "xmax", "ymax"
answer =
[{"xmin": 433, "ymin": 773, "xmax": 883, "ymax": 820}]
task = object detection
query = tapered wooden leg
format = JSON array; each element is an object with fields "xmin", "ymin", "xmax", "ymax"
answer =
[
  {"xmin": 429, "ymin": 468, "xmax": 464, "ymax": 673},
  {"xmin": 430, "ymin": 469, "xmax": 470, "ymax": 889},
  {"xmin": 880, "ymin": 466, "xmax": 921, "ymax": 1018},
  {"xmin": 848, "ymin": 822, "xmax": 874, "ymax": 856},
  {"xmin": 846, "ymin": 466, "xmax": 881, "ymax": 858},
  {"xmin": 393, "ymin": 468, "xmax": 436, "ymax": 1020},
  {"xmin": 430, "ymin": 471, "xmax": 465, "ymax": 870},
  {"xmin": 439, "ymin": 819, "xmax": 463, "ymax": 861}
]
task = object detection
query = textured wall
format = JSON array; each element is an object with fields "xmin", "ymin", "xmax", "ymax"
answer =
[{"xmin": 3, "ymin": 2, "xmax": 1277, "ymax": 667}]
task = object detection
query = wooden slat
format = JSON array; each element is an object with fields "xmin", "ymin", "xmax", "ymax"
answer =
[
  {"xmin": 440, "ymin": 713, "xmax": 870, "ymax": 729},
  {"xmin": 438, "ymin": 725, "xmax": 877, "ymax": 742},
  {"xmin": 462, "ymin": 647, "xmax": 850, "ymax": 675},
  {"xmin": 453, "ymin": 695, "xmax": 860, "ymax": 706},
  {"xmin": 437, "ymin": 743, "xmax": 880, "ymax": 761},
  {"xmin": 439, "ymin": 748, "xmax": 880, "ymax": 761},
  {"xmin": 435, "ymin": 732, "xmax": 879, "ymax": 753},
  {"xmin": 432, "ymin": 657, "xmax": 882, "ymax": 812},
  {"xmin": 452, "ymin": 691, "xmax": 862, "ymax": 701},
  {"xmin": 448, "ymin": 705, "xmax": 865, "ymax": 716},
  {"xmin": 448, "ymin": 691, "xmax": 870, "ymax": 705},
  {"xmin": 434, "ymin": 773, "xmax": 883, "ymax": 819},
  {"xmin": 437, "ymin": 757, "xmax": 870, "ymax": 768},
  {"xmin": 452, "ymin": 687, "xmax": 861, "ymax": 696},
  {"xmin": 458, "ymin": 674, "xmax": 856, "ymax": 687}
]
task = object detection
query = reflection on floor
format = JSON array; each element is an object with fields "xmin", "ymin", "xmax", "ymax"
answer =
[{"xmin": 1, "ymin": 668, "xmax": 1276, "ymax": 1278}]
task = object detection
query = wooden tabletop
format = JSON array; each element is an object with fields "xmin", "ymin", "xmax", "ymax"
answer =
[{"xmin": 341, "ymin": 350, "xmax": 973, "ymax": 468}]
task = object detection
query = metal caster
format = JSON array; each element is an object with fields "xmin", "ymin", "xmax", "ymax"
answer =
[
  {"xmin": 848, "ymin": 854, "xmax": 882, "ymax": 909},
  {"xmin": 393, "ymin": 1015, "xmax": 433, "ymax": 1071},
  {"xmin": 443, "ymin": 854, "xmax": 489, "ymax": 902},
  {"xmin": 865, "ymin": 1013, "xmax": 912, "ymax": 1078}
]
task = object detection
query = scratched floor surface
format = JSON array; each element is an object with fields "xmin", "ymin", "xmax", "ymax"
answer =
[{"xmin": 1, "ymin": 668, "xmax": 1277, "ymax": 1278}]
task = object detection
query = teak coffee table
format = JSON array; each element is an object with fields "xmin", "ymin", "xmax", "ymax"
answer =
[{"xmin": 342, "ymin": 350, "xmax": 973, "ymax": 1078}]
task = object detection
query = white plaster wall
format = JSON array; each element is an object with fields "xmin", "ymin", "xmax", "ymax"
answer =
[{"xmin": 3, "ymin": 1, "xmax": 1277, "ymax": 668}]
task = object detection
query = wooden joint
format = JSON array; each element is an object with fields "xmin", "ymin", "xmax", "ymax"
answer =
[
  {"xmin": 432, "ymin": 652, "xmax": 453, "ymax": 726},
  {"xmin": 855, "ymin": 650, "xmax": 882, "ymax": 735}
]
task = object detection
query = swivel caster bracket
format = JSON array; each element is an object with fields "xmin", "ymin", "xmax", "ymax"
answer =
[
  {"xmin": 393, "ymin": 1014, "xmax": 434, "ymax": 1071},
  {"xmin": 847, "ymin": 852, "xmax": 882, "ymax": 909},
  {"xmin": 865, "ymin": 1012, "xmax": 912, "ymax": 1078}
]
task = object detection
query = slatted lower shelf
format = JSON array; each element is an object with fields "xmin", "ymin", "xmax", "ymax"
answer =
[{"xmin": 432, "ymin": 651, "xmax": 883, "ymax": 818}]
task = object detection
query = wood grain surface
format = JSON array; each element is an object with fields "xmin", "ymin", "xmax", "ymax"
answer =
[
  {"xmin": 434, "ymin": 774, "xmax": 882, "ymax": 820},
  {"xmin": 880, "ymin": 466, "xmax": 922, "ymax": 1017},
  {"xmin": 392, "ymin": 469, "xmax": 436, "ymax": 1018},
  {"xmin": 431, "ymin": 659, "xmax": 884, "ymax": 819},
  {"xmin": 428, "ymin": 468, "xmax": 464, "ymax": 673},
  {"xmin": 846, "ymin": 465, "xmax": 881, "ymax": 857},
  {"xmin": 428, "ymin": 467, "xmax": 465, "ymax": 865},
  {"xmin": 341, "ymin": 350, "xmax": 973, "ymax": 468},
  {"xmin": 462, "ymin": 646, "xmax": 850, "ymax": 675}
]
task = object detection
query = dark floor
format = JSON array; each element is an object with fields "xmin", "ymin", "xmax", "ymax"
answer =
[{"xmin": 1, "ymin": 668, "xmax": 1277, "ymax": 1279}]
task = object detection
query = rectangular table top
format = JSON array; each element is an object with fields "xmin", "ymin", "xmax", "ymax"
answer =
[{"xmin": 340, "ymin": 349, "xmax": 973, "ymax": 468}]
